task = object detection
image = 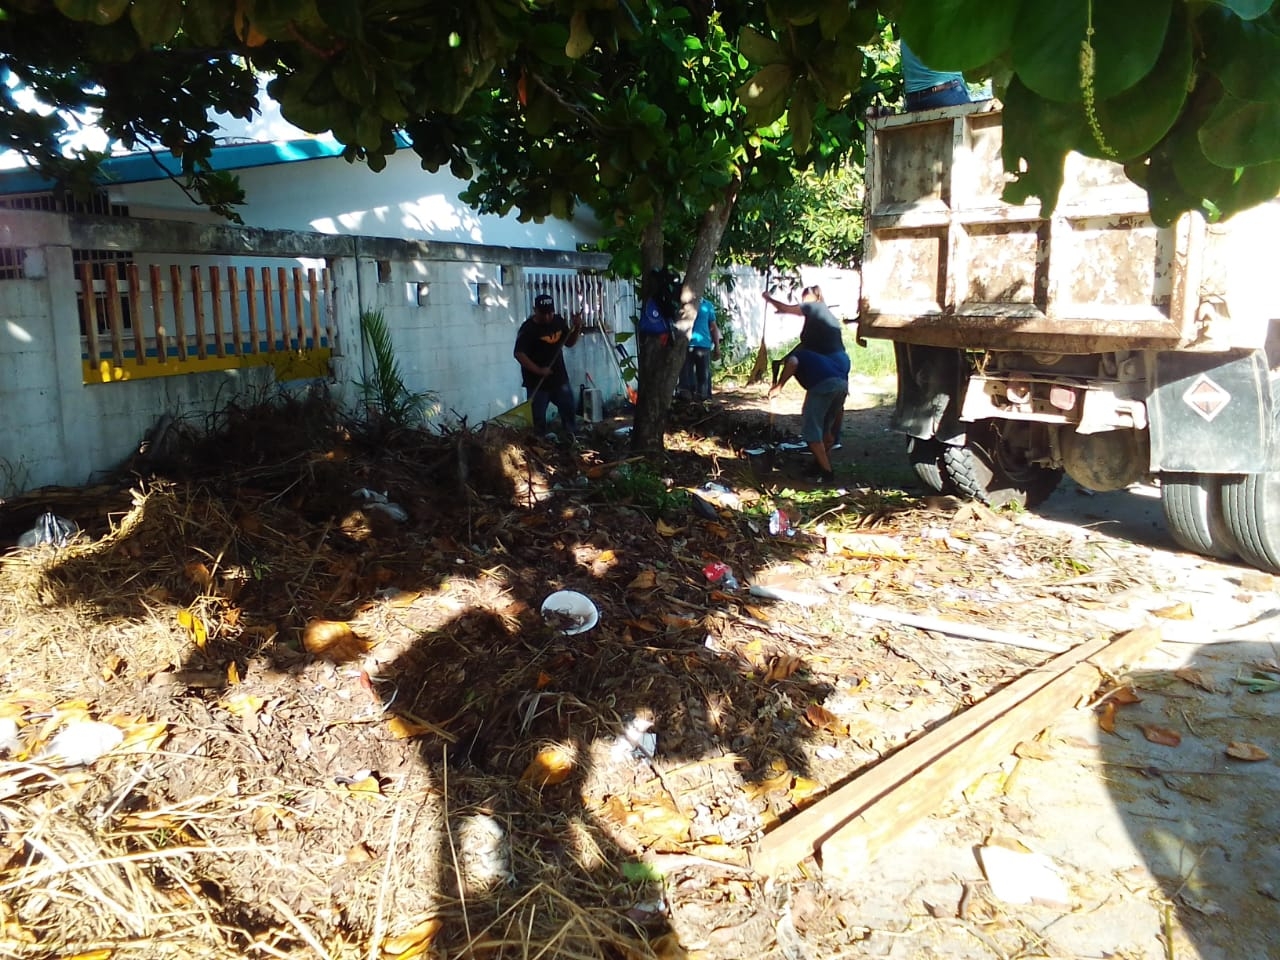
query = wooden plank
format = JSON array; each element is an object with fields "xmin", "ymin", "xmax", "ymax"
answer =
[
  {"xmin": 751, "ymin": 625, "xmax": 1161, "ymax": 876},
  {"xmin": 127, "ymin": 263, "xmax": 145, "ymax": 365},
  {"xmin": 277, "ymin": 266, "xmax": 290, "ymax": 349},
  {"xmin": 322, "ymin": 266, "xmax": 334, "ymax": 347},
  {"xmin": 846, "ymin": 601, "xmax": 1066, "ymax": 654},
  {"xmin": 209, "ymin": 266, "xmax": 226, "ymax": 357},
  {"xmin": 190, "ymin": 265, "xmax": 208, "ymax": 360},
  {"xmin": 79, "ymin": 262, "xmax": 101, "ymax": 364},
  {"xmin": 149, "ymin": 264, "xmax": 167, "ymax": 363},
  {"xmin": 169, "ymin": 265, "xmax": 188, "ymax": 360},
  {"xmin": 293, "ymin": 266, "xmax": 306, "ymax": 349},
  {"xmin": 261, "ymin": 266, "xmax": 275, "ymax": 352},
  {"xmin": 103, "ymin": 265, "xmax": 125, "ymax": 364},
  {"xmin": 308, "ymin": 267, "xmax": 321, "ymax": 349},
  {"xmin": 227, "ymin": 267, "xmax": 244, "ymax": 356},
  {"xmin": 245, "ymin": 267, "xmax": 260, "ymax": 354},
  {"xmin": 819, "ymin": 624, "xmax": 1163, "ymax": 877}
]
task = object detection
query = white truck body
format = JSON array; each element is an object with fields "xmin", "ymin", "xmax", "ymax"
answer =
[{"xmin": 859, "ymin": 100, "xmax": 1280, "ymax": 569}]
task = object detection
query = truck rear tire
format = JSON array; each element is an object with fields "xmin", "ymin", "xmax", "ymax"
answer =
[
  {"xmin": 907, "ymin": 437, "xmax": 950, "ymax": 493},
  {"xmin": 1160, "ymin": 474, "xmax": 1238, "ymax": 561},
  {"xmin": 1221, "ymin": 470, "xmax": 1280, "ymax": 572},
  {"xmin": 943, "ymin": 420, "xmax": 1063, "ymax": 509}
]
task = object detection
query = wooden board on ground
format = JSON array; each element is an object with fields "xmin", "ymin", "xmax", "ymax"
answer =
[{"xmin": 750, "ymin": 625, "xmax": 1162, "ymax": 876}]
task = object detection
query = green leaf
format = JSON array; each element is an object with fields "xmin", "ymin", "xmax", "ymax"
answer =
[
  {"xmin": 899, "ymin": 0, "xmax": 1021, "ymax": 72},
  {"xmin": 54, "ymin": 0, "xmax": 128, "ymax": 24},
  {"xmin": 315, "ymin": 0, "xmax": 363, "ymax": 38},
  {"xmin": 1200, "ymin": 95, "xmax": 1280, "ymax": 166},
  {"xmin": 182, "ymin": 0, "xmax": 232, "ymax": 45},
  {"xmin": 620, "ymin": 861, "xmax": 665, "ymax": 883},
  {"xmin": 129, "ymin": 0, "xmax": 182, "ymax": 44},
  {"xmin": 1205, "ymin": 0, "xmax": 1275, "ymax": 18},
  {"xmin": 738, "ymin": 26, "xmax": 786, "ymax": 66},
  {"xmin": 818, "ymin": 0, "xmax": 851, "ymax": 37},
  {"xmin": 1000, "ymin": 76, "xmax": 1084, "ymax": 207},
  {"xmin": 789, "ymin": 79, "xmax": 815, "ymax": 157},
  {"xmin": 1089, "ymin": 4, "xmax": 1191, "ymax": 160},
  {"xmin": 566, "ymin": 10, "xmax": 594, "ymax": 59},
  {"xmin": 1201, "ymin": 10, "xmax": 1280, "ymax": 102},
  {"xmin": 1012, "ymin": 0, "xmax": 1173, "ymax": 102},
  {"xmin": 738, "ymin": 63, "xmax": 794, "ymax": 127}
]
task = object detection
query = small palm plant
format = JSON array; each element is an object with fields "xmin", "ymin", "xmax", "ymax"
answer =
[{"xmin": 356, "ymin": 310, "xmax": 434, "ymax": 434}]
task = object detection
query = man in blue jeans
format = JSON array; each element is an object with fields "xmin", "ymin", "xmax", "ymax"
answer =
[
  {"xmin": 768, "ymin": 348, "xmax": 850, "ymax": 484},
  {"xmin": 902, "ymin": 40, "xmax": 971, "ymax": 111},
  {"xmin": 514, "ymin": 293, "xmax": 583, "ymax": 439}
]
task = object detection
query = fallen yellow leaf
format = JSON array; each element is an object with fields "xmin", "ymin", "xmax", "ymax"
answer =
[
  {"xmin": 764, "ymin": 655, "xmax": 804, "ymax": 683},
  {"xmin": 743, "ymin": 605, "xmax": 772, "ymax": 621},
  {"xmin": 628, "ymin": 569, "xmax": 658, "ymax": 590},
  {"xmin": 386, "ymin": 716, "xmax": 433, "ymax": 740},
  {"xmin": 177, "ymin": 608, "xmax": 208, "ymax": 650},
  {"xmin": 804, "ymin": 704, "xmax": 849, "ymax": 737},
  {"xmin": 303, "ymin": 620, "xmax": 369, "ymax": 662},
  {"xmin": 220, "ymin": 693, "xmax": 264, "ymax": 719},
  {"xmin": 520, "ymin": 743, "xmax": 576, "ymax": 788},
  {"xmin": 1225, "ymin": 741, "xmax": 1269, "ymax": 761},
  {"xmin": 381, "ymin": 917, "xmax": 443, "ymax": 958},
  {"xmin": 226, "ymin": 661, "xmax": 241, "ymax": 685},
  {"xmin": 789, "ymin": 776, "xmax": 824, "ymax": 805},
  {"xmin": 655, "ymin": 518, "xmax": 682, "ymax": 537},
  {"xmin": 825, "ymin": 531, "xmax": 907, "ymax": 559},
  {"xmin": 1151, "ymin": 602, "xmax": 1194, "ymax": 620},
  {"xmin": 346, "ymin": 775, "xmax": 383, "ymax": 800},
  {"xmin": 116, "ymin": 721, "xmax": 169, "ymax": 754}
]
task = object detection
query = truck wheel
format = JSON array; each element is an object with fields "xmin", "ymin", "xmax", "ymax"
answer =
[
  {"xmin": 1160, "ymin": 474, "xmax": 1238, "ymax": 561},
  {"xmin": 943, "ymin": 420, "xmax": 1063, "ymax": 509},
  {"xmin": 907, "ymin": 437, "xmax": 950, "ymax": 494},
  {"xmin": 1221, "ymin": 470, "xmax": 1280, "ymax": 572}
]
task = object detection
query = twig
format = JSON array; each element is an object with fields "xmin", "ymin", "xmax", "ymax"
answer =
[
  {"xmin": 846, "ymin": 600, "xmax": 1067, "ymax": 653},
  {"xmin": 369, "ymin": 801, "xmax": 404, "ymax": 960},
  {"xmin": 287, "ymin": 519, "xmax": 332, "ymax": 604},
  {"xmin": 268, "ymin": 895, "xmax": 331, "ymax": 960}
]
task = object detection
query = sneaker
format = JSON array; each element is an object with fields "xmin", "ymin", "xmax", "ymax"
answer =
[{"xmin": 803, "ymin": 464, "xmax": 836, "ymax": 484}]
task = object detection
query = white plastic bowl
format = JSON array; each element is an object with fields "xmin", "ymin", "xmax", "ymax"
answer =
[{"xmin": 540, "ymin": 590, "xmax": 599, "ymax": 635}]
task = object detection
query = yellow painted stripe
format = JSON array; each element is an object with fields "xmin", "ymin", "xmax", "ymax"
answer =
[{"xmin": 83, "ymin": 349, "xmax": 331, "ymax": 384}]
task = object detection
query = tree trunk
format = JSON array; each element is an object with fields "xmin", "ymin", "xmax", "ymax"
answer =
[{"xmin": 630, "ymin": 177, "xmax": 741, "ymax": 453}]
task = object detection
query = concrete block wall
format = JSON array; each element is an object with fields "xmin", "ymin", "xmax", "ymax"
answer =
[{"xmin": 0, "ymin": 276, "xmax": 67, "ymax": 492}]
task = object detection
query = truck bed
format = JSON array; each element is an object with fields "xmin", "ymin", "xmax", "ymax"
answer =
[{"xmin": 858, "ymin": 101, "xmax": 1278, "ymax": 355}]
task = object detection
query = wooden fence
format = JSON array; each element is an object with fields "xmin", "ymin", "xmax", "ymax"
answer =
[{"xmin": 77, "ymin": 261, "xmax": 333, "ymax": 384}]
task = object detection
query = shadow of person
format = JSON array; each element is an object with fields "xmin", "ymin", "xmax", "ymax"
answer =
[
  {"xmin": 369, "ymin": 602, "xmax": 833, "ymax": 956},
  {"xmin": 1098, "ymin": 638, "xmax": 1280, "ymax": 957}
]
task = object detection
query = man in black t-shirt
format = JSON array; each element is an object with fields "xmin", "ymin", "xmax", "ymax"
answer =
[
  {"xmin": 514, "ymin": 292, "xmax": 583, "ymax": 437},
  {"xmin": 762, "ymin": 284, "xmax": 846, "ymax": 355}
]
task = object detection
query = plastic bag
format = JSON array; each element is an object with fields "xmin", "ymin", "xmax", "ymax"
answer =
[{"xmin": 17, "ymin": 512, "xmax": 79, "ymax": 549}]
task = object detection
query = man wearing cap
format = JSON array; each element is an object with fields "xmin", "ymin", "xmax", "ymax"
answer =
[{"xmin": 514, "ymin": 293, "xmax": 584, "ymax": 439}]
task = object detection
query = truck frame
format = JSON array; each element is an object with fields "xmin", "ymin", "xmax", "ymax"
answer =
[{"xmin": 859, "ymin": 100, "xmax": 1280, "ymax": 571}]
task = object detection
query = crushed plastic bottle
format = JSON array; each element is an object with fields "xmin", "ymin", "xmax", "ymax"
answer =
[
  {"xmin": 702, "ymin": 561, "xmax": 739, "ymax": 591},
  {"xmin": 768, "ymin": 509, "xmax": 795, "ymax": 537}
]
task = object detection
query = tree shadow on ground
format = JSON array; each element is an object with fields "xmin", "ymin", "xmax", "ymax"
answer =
[{"xmin": 1094, "ymin": 638, "xmax": 1280, "ymax": 958}]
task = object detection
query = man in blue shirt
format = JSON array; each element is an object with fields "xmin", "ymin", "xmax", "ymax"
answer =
[
  {"xmin": 680, "ymin": 297, "xmax": 722, "ymax": 400},
  {"xmin": 902, "ymin": 40, "xmax": 971, "ymax": 111},
  {"xmin": 768, "ymin": 347, "xmax": 850, "ymax": 484}
]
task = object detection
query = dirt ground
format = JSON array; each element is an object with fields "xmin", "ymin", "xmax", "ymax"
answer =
[{"xmin": 1, "ymin": 380, "xmax": 1277, "ymax": 960}]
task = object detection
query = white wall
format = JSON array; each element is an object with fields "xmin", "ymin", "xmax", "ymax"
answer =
[{"xmin": 118, "ymin": 148, "xmax": 603, "ymax": 253}]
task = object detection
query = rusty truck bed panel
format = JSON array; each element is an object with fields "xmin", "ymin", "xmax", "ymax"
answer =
[{"xmin": 859, "ymin": 102, "xmax": 1279, "ymax": 354}]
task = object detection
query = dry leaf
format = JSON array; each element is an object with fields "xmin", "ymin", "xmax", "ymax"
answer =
[
  {"xmin": 345, "ymin": 775, "xmax": 382, "ymax": 800},
  {"xmin": 804, "ymin": 704, "xmax": 849, "ymax": 737},
  {"xmin": 1110, "ymin": 685, "xmax": 1143, "ymax": 704},
  {"xmin": 302, "ymin": 620, "xmax": 368, "ymax": 662},
  {"xmin": 625, "ymin": 799, "xmax": 692, "ymax": 841},
  {"xmin": 661, "ymin": 614, "xmax": 697, "ymax": 629},
  {"xmin": 520, "ymin": 743, "xmax": 576, "ymax": 788},
  {"xmin": 1150, "ymin": 602, "xmax": 1194, "ymax": 620},
  {"xmin": 226, "ymin": 661, "xmax": 241, "ymax": 685},
  {"xmin": 1174, "ymin": 667, "xmax": 1217, "ymax": 692},
  {"xmin": 116, "ymin": 721, "xmax": 169, "ymax": 754},
  {"xmin": 655, "ymin": 518, "xmax": 682, "ymax": 537},
  {"xmin": 59, "ymin": 951, "xmax": 113, "ymax": 960},
  {"xmin": 176, "ymin": 608, "xmax": 208, "ymax": 650},
  {"xmin": 345, "ymin": 843, "xmax": 375, "ymax": 864},
  {"xmin": 184, "ymin": 561, "xmax": 214, "ymax": 590},
  {"xmin": 1139, "ymin": 724, "xmax": 1182, "ymax": 747},
  {"xmin": 743, "ymin": 604, "xmax": 772, "ymax": 621},
  {"xmin": 220, "ymin": 693, "xmax": 264, "ymax": 719},
  {"xmin": 1013, "ymin": 740, "xmax": 1052, "ymax": 761},
  {"xmin": 1098, "ymin": 701, "xmax": 1117, "ymax": 734},
  {"xmin": 535, "ymin": 671, "xmax": 553, "ymax": 690},
  {"xmin": 386, "ymin": 716, "xmax": 432, "ymax": 740},
  {"xmin": 825, "ymin": 531, "xmax": 907, "ymax": 559},
  {"xmin": 789, "ymin": 775, "xmax": 823, "ymax": 805},
  {"xmin": 627, "ymin": 570, "xmax": 658, "ymax": 591},
  {"xmin": 1225, "ymin": 741, "xmax": 1269, "ymax": 761},
  {"xmin": 595, "ymin": 549, "xmax": 616, "ymax": 564},
  {"xmin": 99, "ymin": 654, "xmax": 125, "ymax": 682},
  {"xmin": 625, "ymin": 618, "xmax": 660, "ymax": 633},
  {"xmin": 764, "ymin": 655, "xmax": 804, "ymax": 683}
]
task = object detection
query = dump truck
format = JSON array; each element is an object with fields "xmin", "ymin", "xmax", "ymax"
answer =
[{"xmin": 858, "ymin": 100, "xmax": 1280, "ymax": 571}]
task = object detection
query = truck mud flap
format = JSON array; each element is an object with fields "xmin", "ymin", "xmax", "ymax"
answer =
[
  {"xmin": 890, "ymin": 343, "xmax": 966, "ymax": 444},
  {"xmin": 1149, "ymin": 350, "xmax": 1270, "ymax": 473}
]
